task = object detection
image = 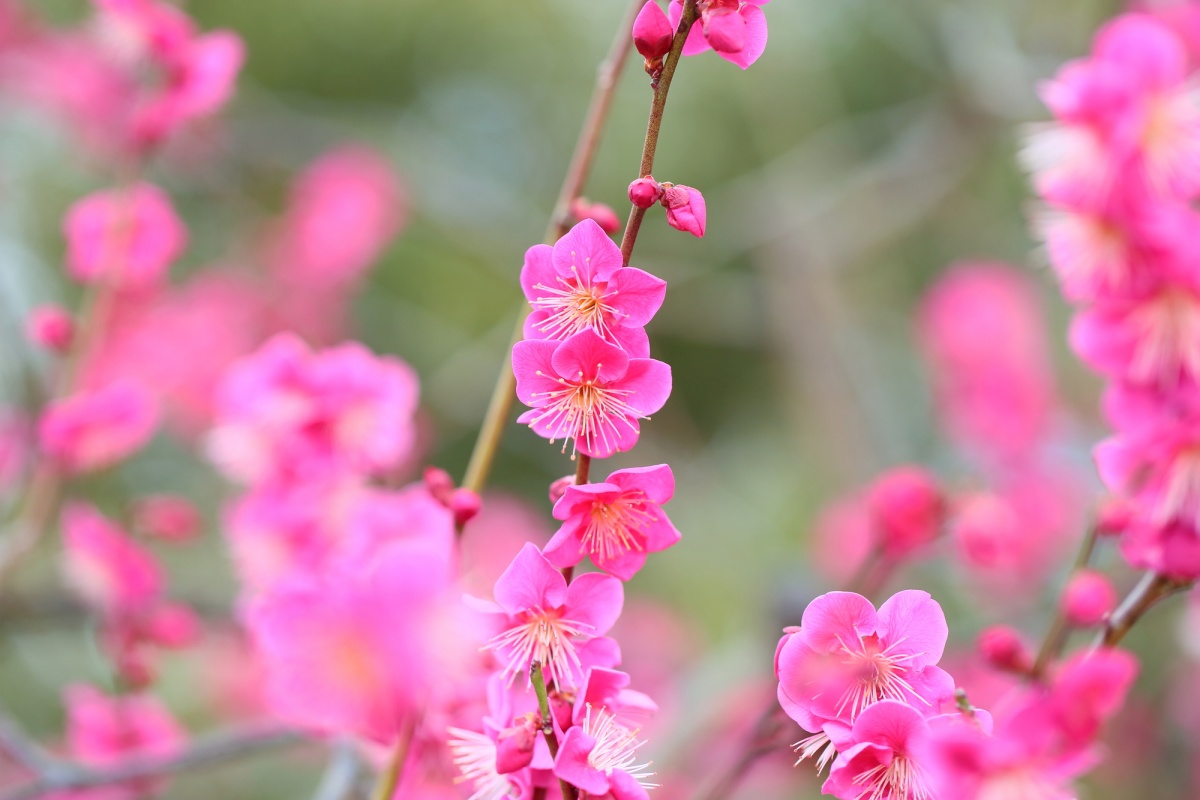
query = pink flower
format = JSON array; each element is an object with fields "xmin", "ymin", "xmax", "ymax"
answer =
[
  {"xmin": 268, "ymin": 146, "xmax": 405, "ymax": 287},
  {"xmin": 822, "ymin": 700, "xmax": 933, "ymax": 800},
  {"xmin": 132, "ymin": 494, "xmax": 201, "ymax": 542},
  {"xmin": 661, "ymin": 183, "xmax": 706, "ymax": 237},
  {"xmin": 513, "ymin": 329, "xmax": 671, "ymax": 459},
  {"xmin": 62, "ymin": 503, "xmax": 163, "ymax": 618},
  {"xmin": 477, "ymin": 543, "xmax": 624, "ymax": 690},
  {"xmin": 554, "ymin": 705, "xmax": 656, "ymax": 800},
  {"xmin": 26, "ymin": 305, "xmax": 74, "ymax": 352},
  {"xmin": 40, "ymin": 381, "xmax": 159, "ymax": 473},
  {"xmin": 208, "ymin": 333, "xmax": 419, "ymax": 485},
  {"xmin": 570, "ymin": 197, "xmax": 622, "ymax": 234},
  {"xmin": 134, "ymin": 29, "xmax": 243, "ymax": 144},
  {"xmin": 247, "ymin": 536, "xmax": 469, "ymax": 743},
  {"xmin": 866, "ymin": 466, "xmax": 946, "ymax": 559},
  {"xmin": 1061, "ymin": 569, "xmax": 1118, "ymax": 626},
  {"xmin": 520, "ymin": 219, "xmax": 667, "ymax": 358},
  {"xmin": 63, "ymin": 183, "xmax": 186, "ymax": 288},
  {"xmin": 775, "ymin": 590, "xmax": 955, "ymax": 753},
  {"xmin": 669, "ymin": 0, "xmax": 770, "ymax": 70},
  {"xmin": 633, "ymin": 2, "xmax": 673, "ymax": 63},
  {"xmin": 544, "ymin": 464, "xmax": 680, "ymax": 580}
]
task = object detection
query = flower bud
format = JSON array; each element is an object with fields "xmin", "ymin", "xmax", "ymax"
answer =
[
  {"xmin": 977, "ymin": 624, "xmax": 1033, "ymax": 674},
  {"xmin": 866, "ymin": 465, "xmax": 945, "ymax": 559},
  {"xmin": 133, "ymin": 495, "xmax": 201, "ymax": 542},
  {"xmin": 570, "ymin": 198, "xmax": 621, "ymax": 234},
  {"xmin": 145, "ymin": 602, "xmax": 202, "ymax": 649},
  {"xmin": 661, "ymin": 184, "xmax": 706, "ymax": 237},
  {"xmin": 449, "ymin": 487, "xmax": 482, "ymax": 527},
  {"xmin": 549, "ymin": 474, "xmax": 575, "ymax": 504},
  {"xmin": 424, "ymin": 466, "xmax": 455, "ymax": 504},
  {"xmin": 1095, "ymin": 495, "xmax": 1134, "ymax": 537},
  {"xmin": 495, "ymin": 712, "xmax": 539, "ymax": 774},
  {"xmin": 628, "ymin": 177, "xmax": 664, "ymax": 209},
  {"xmin": 633, "ymin": 1, "xmax": 673, "ymax": 62},
  {"xmin": 1062, "ymin": 569, "xmax": 1117, "ymax": 627},
  {"xmin": 27, "ymin": 305, "xmax": 74, "ymax": 352}
]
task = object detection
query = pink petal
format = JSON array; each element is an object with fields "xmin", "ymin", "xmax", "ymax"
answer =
[
  {"xmin": 552, "ymin": 219, "xmax": 623, "ymax": 283},
  {"xmin": 609, "ymin": 768, "xmax": 652, "ymax": 800},
  {"xmin": 512, "ymin": 339, "xmax": 564, "ymax": 405},
  {"xmin": 850, "ymin": 699, "xmax": 926, "ymax": 750},
  {"xmin": 554, "ymin": 728, "xmax": 609, "ymax": 795},
  {"xmin": 608, "ymin": 267, "xmax": 667, "ymax": 328},
  {"xmin": 702, "ymin": 8, "xmax": 746, "ymax": 54},
  {"xmin": 493, "ymin": 543, "xmax": 567, "ymax": 614},
  {"xmin": 609, "ymin": 324, "xmax": 652, "ymax": 359},
  {"xmin": 1094, "ymin": 14, "xmax": 1186, "ymax": 88},
  {"xmin": 565, "ymin": 572, "xmax": 624, "ymax": 635},
  {"xmin": 606, "ymin": 464, "xmax": 675, "ymax": 505},
  {"xmin": 551, "ymin": 329, "xmax": 631, "ymax": 384},
  {"xmin": 542, "ymin": 515, "xmax": 588, "ymax": 569},
  {"xmin": 669, "ymin": 0, "xmax": 713, "ymax": 56},
  {"xmin": 876, "ymin": 590, "xmax": 949, "ymax": 668},
  {"xmin": 595, "ymin": 547, "xmax": 649, "ymax": 581},
  {"xmin": 799, "ymin": 591, "xmax": 878, "ymax": 652},
  {"xmin": 619, "ymin": 358, "xmax": 672, "ymax": 416},
  {"xmin": 519, "ymin": 243, "xmax": 558, "ymax": 303},
  {"xmin": 717, "ymin": 4, "xmax": 767, "ymax": 68},
  {"xmin": 639, "ymin": 511, "xmax": 681, "ymax": 553}
]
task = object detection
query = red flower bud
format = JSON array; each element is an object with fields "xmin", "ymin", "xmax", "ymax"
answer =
[
  {"xmin": 570, "ymin": 198, "xmax": 621, "ymax": 234},
  {"xmin": 628, "ymin": 177, "xmax": 664, "ymax": 209},
  {"xmin": 633, "ymin": 1, "xmax": 673, "ymax": 62},
  {"xmin": 977, "ymin": 624, "xmax": 1033, "ymax": 674},
  {"xmin": 1061, "ymin": 569, "xmax": 1117, "ymax": 627},
  {"xmin": 27, "ymin": 305, "xmax": 74, "ymax": 352}
]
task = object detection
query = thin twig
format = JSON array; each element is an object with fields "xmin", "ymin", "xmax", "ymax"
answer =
[
  {"xmin": 1094, "ymin": 571, "xmax": 1192, "ymax": 649},
  {"xmin": 531, "ymin": 661, "xmax": 575, "ymax": 800},
  {"xmin": 367, "ymin": 716, "xmax": 416, "ymax": 800},
  {"xmin": 1031, "ymin": 524, "xmax": 1101, "ymax": 680},
  {"xmin": 311, "ymin": 738, "xmax": 362, "ymax": 800},
  {"xmin": 0, "ymin": 727, "xmax": 304, "ymax": 800},
  {"xmin": 0, "ymin": 712, "xmax": 58, "ymax": 775}
]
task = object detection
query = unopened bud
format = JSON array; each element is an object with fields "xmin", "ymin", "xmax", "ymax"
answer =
[
  {"xmin": 495, "ymin": 712, "xmax": 539, "ymax": 774},
  {"xmin": 570, "ymin": 198, "xmax": 621, "ymax": 234},
  {"xmin": 133, "ymin": 495, "xmax": 201, "ymax": 542},
  {"xmin": 424, "ymin": 466, "xmax": 455, "ymax": 504},
  {"xmin": 977, "ymin": 624, "xmax": 1033, "ymax": 674},
  {"xmin": 1062, "ymin": 569, "xmax": 1117, "ymax": 627},
  {"xmin": 145, "ymin": 602, "xmax": 202, "ymax": 649},
  {"xmin": 866, "ymin": 465, "xmax": 945, "ymax": 559},
  {"xmin": 549, "ymin": 474, "xmax": 575, "ymax": 505},
  {"xmin": 661, "ymin": 183, "xmax": 706, "ymax": 237},
  {"xmin": 449, "ymin": 487, "xmax": 482, "ymax": 526},
  {"xmin": 628, "ymin": 177, "xmax": 664, "ymax": 209},
  {"xmin": 1095, "ymin": 495, "xmax": 1134, "ymax": 537},
  {"xmin": 27, "ymin": 305, "xmax": 74, "ymax": 352},
  {"xmin": 633, "ymin": 0, "xmax": 673, "ymax": 62}
]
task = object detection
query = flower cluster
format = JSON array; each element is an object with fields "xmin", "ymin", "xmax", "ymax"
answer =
[{"xmin": 1025, "ymin": 12, "xmax": 1200, "ymax": 579}]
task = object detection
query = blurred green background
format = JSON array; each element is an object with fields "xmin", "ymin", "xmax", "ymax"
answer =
[{"xmin": 8, "ymin": 0, "xmax": 1186, "ymax": 798}]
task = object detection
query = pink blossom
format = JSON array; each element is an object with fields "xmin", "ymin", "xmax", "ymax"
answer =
[
  {"xmin": 976, "ymin": 626, "xmax": 1034, "ymax": 675},
  {"xmin": 661, "ymin": 183, "xmax": 706, "ymax": 237},
  {"xmin": 1061, "ymin": 569, "xmax": 1118, "ymax": 627},
  {"xmin": 572, "ymin": 667, "xmax": 658, "ymax": 732},
  {"xmin": 633, "ymin": 2, "xmax": 673, "ymax": 63},
  {"xmin": 247, "ymin": 536, "xmax": 469, "ymax": 743},
  {"xmin": 208, "ymin": 333, "xmax": 419, "ymax": 485},
  {"xmin": 62, "ymin": 503, "xmax": 162, "ymax": 618},
  {"xmin": 669, "ymin": 0, "xmax": 770, "ymax": 70},
  {"xmin": 132, "ymin": 494, "xmax": 201, "ymax": 542},
  {"xmin": 544, "ymin": 464, "xmax": 680, "ymax": 580},
  {"xmin": 513, "ymin": 329, "xmax": 671, "ymax": 459},
  {"xmin": 520, "ymin": 219, "xmax": 666, "ymax": 358},
  {"xmin": 554, "ymin": 705, "xmax": 656, "ymax": 800},
  {"xmin": 63, "ymin": 183, "xmax": 186, "ymax": 289},
  {"xmin": 26, "ymin": 305, "xmax": 74, "ymax": 352},
  {"xmin": 775, "ymin": 590, "xmax": 955, "ymax": 763},
  {"xmin": 866, "ymin": 465, "xmax": 946, "ymax": 559},
  {"xmin": 133, "ymin": 30, "xmax": 243, "ymax": 145},
  {"xmin": 628, "ymin": 177, "xmax": 664, "ymax": 209},
  {"xmin": 1119, "ymin": 516, "xmax": 1200, "ymax": 578},
  {"xmin": 40, "ymin": 381, "xmax": 159, "ymax": 473},
  {"xmin": 822, "ymin": 701, "xmax": 933, "ymax": 800},
  {"xmin": 570, "ymin": 198, "xmax": 621, "ymax": 234},
  {"xmin": 476, "ymin": 543, "xmax": 624, "ymax": 690},
  {"xmin": 268, "ymin": 147, "xmax": 405, "ymax": 287},
  {"xmin": 447, "ymin": 726, "xmax": 533, "ymax": 800}
]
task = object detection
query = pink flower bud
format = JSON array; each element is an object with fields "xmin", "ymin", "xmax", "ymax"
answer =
[
  {"xmin": 495, "ymin": 712, "xmax": 539, "ymax": 774},
  {"xmin": 633, "ymin": 1, "xmax": 673, "ymax": 62},
  {"xmin": 1062, "ymin": 569, "xmax": 1117, "ymax": 627},
  {"xmin": 27, "ymin": 305, "xmax": 74, "ymax": 352},
  {"xmin": 1095, "ymin": 495, "xmax": 1134, "ymax": 537},
  {"xmin": 977, "ymin": 624, "xmax": 1033, "ymax": 673},
  {"xmin": 424, "ymin": 466, "xmax": 455, "ymax": 504},
  {"xmin": 628, "ymin": 177, "xmax": 664, "ymax": 209},
  {"xmin": 115, "ymin": 650, "xmax": 156, "ymax": 691},
  {"xmin": 549, "ymin": 474, "xmax": 575, "ymax": 504},
  {"xmin": 866, "ymin": 466, "xmax": 945, "ymax": 559},
  {"xmin": 133, "ymin": 495, "xmax": 201, "ymax": 542},
  {"xmin": 145, "ymin": 602, "xmax": 202, "ymax": 649},
  {"xmin": 700, "ymin": 5, "xmax": 746, "ymax": 54},
  {"xmin": 449, "ymin": 487, "xmax": 481, "ymax": 527},
  {"xmin": 661, "ymin": 184, "xmax": 706, "ymax": 237},
  {"xmin": 548, "ymin": 688, "xmax": 573, "ymax": 732},
  {"xmin": 570, "ymin": 198, "xmax": 621, "ymax": 234}
]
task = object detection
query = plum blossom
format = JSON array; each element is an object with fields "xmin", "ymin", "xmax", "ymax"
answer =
[
  {"xmin": 62, "ymin": 503, "xmax": 163, "ymax": 618},
  {"xmin": 63, "ymin": 183, "xmax": 186, "ymax": 289},
  {"xmin": 544, "ymin": 464, "xmax": 681, "ymax": 580},
  {"xmin": 520, "ymin": 219, "xmax": 666, "ymax": 358},
  {"xmin": 661, "ymin": 183, "xmax": 706, "ymax": 237},
  {"xmin": 669, "ymin": 0, "xmax": 771, "ymax": 70},
  {"xmin": 822, "ymin": 701, "xmax": 934, "ymax": 800},
  {"xmin": 39, "ymin": 381, "xmax": 159, "ymax": 473},
  {"xmin": 554, "ymin": 704, "xmax": 656, "ymax": 800},
  {"xmin": 512, "ymin": 329, "xmax": 671, "ymax": 459}
]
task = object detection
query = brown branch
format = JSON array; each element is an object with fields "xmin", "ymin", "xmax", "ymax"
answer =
[{"xmin": 1094, "ymin": 571, "xmax": 1192, "ymax": 649}]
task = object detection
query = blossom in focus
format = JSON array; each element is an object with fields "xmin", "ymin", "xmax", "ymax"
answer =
[
  {"xmin": 544, "ymin": 464, "xmax": 681, "ymax": 580},
  {"xmin": 554, "ymin": 704, "xmax": 656, "ymax": 800},
  {"xmin": 670, "ymin": 0, "xmax": 771, "ymax": 70},
  {"xmin": 40, "ymin": 381, "xmax": 159, "ymax": 473},
  {"xmin": 661, "ymin": 183, "xmax": 706, "ymax": 237},
  {"xmin": 513, "ymin": 329, "xmax": 671, "ymax": 459},
  {"xmin": 63, "ymin": 183, "xmax": 187, "ymax": 289},
  {"xmin": 822, "ymin": 700, "xmax": 934, "ymax": 800},
  {"xmin": 520, "ymin": 219, "xmax": 667, "ymax": 358}
]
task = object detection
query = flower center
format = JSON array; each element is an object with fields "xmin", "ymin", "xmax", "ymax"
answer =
[
  {"xmin": 1130, "ymin": 288, "xmax": 1200, "ymax": 385},
  {"xmin": 835, "ymin": 634, "xmax": 924, "ymax": 720},
  {"xmin": 532, "ymin": 263, "xmax": 621, "ymax": 342},
  {"xmin": 582, "ymin": 705, "xmax": 657, "ymax": 788},
  {"xmin": 447, "ymin": 727, "xmax": 519, "ymax": 800},
  {"xmin": 854, "ymin": 752, "xmax": 929, "ymax": 800},
  {"xmin": 484, "ymin": 606, "xmax": 589, "ymax": 688},
  {"xmin": 581, "ymin": 491, "xmax": 656, "ymax": 562},
  {"xmin": 530, "ymin": 370, "xmax": 645, "ymax": 457}
]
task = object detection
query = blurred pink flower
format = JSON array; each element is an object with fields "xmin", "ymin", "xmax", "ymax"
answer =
[
  {"xmin": 62, "ymin": 503, "xmax": 162, "ymax": 618},
  {"xmin": 670, "ymin": 0, "xmax": 770, "ymax": 70},
  {"xmin": 63, "ymin": 183, "xmax": 187, "ymax": 289},
  {"xmin": 40, "ymin": 381, "xmax": 159, "ymax": 474}
]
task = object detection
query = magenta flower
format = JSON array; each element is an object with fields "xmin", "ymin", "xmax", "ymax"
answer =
[
  {"xmin": 520, "ymin": 219, "xmax": 666, "ymax": 358},
  {"xmin": 513, "ymin": 329, "xmax": 671, "ymax": 459},
  {"xmin": 477, "ymin": 543, "xmax": 624, "ymax": 690},
  {"xmin": 661, "ymin": 183, "xmax": 706, "ymax": 237},
  {"xmin": 554, "ymin": 705, "xmax": 656, "ymax": 800},
  {"xmin": 63, "ymin": 183, "xmax": 186, "ymax": 289},
  {"xmin": 39, "ymin": 381, "xmax": 159, "ymax": 474},
  {"xmin": 669, "ymin": 0, "xmax": 770, "ymax": 70},
  {"xmin": 26, "ymin": 305, "xmax": 74, "ymax": 352},
  {"xmin": 544, "ymin": 464, "xmax": 680, "ymax": 580},
  {"xmin": 822, "ymin": 700, "xmax": 933, "ymax": 800},
  {"xmin": 62, "ymin": 503, "xmax": 163, "ymax": 619},
  {"xmin": 776, "ymin": 590, "xmax": 955, "ymax": 759},
  {"xmin": 633, "ymin": 1, "xmax": 674, "ymax": 64}
]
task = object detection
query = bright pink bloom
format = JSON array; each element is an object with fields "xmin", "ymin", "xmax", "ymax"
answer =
[
  {"xmin": 513, "ymin": 329, "xmax": 671, "ymax": 459},
  {"xmin": 447, "ymin": 726, "xmax": 533, "ymax": 800},
  {"xmin": 40, "ymin": 381, "xmax": 159, "ymax": 473},
  {"xmin": 775, "ymin": 590, "xmax": 955, "ymax": 762},
  {"xmin": 661, "ymin": 183, "xmax": 706, "ymax": 237},
  {"xmin": 477, "ymin": 543, "xmax": 624, "ymax": 690},
  {"xmin": 247, "ymin": 536, "xmax": 469, "ymax": 743},
  {"xmin": 143, "ymin": 601, "xmax": 201, "ymax": 648},
  {"xmin": 545, "ymin": 464, "xmax": 680, "ymax": 580},
  {"xmin": 822, "ymin": 700, "xmax": 933, "ymax": 800},
  {"xmin": 633, "ymin": 1, "xmax": 673, "ymax": 63},
  {"xmin": 628, "ymin": 177, "xmax": 664, "ymax": 209},
  {"xmin": 554, "ymin": 705, "xmax": 656, "ymax": 800},
  {"xmin": 133, "ymin": 29, "xmax": 244, "ymax": 145},
  {"xmin": 520, "ymin": 219, "xmax": 667, "ymax": 358},
  {"xmin": 62, "ymin": 503, "xmax": 163, "ymax": 617},
  {"xmin": 61, "ymin": 684, "xmax": 185, "ymax": 799},
  {"xmin": 26, "ymin": 305, "xmax": 74, "ymax": 352},
  {"xmin": 572, "ymin": 667, "xmax": 658, "ymax": 732},
  {"xmin": 208, "ymin": 333, "xmax": 419, "ymax": 485},
  {"xmin": 976, "ymin": 625, "xmax": 1034, "ymax": 675},
  {"xmin": 670, "ymin": 0, "xmax": 770, "ymax": 70},
  {"xmin": 132, "ymin": 494, "xmax": 201, "ymax": 542},
  {"xmin": 63, "ymin": 183, "xmax": 186, "ymax": 288},
  {"xmin": 1120, "ymin": 516, "xmax": 1200, "ymax": 578},
  {"xmin": 269, "ymin": 147, "xmax": 405, "ymax": 287},
  {"xmin": 1061, "ymin": 569, "xmax": 1118, "ymax": 626},
  {"xmin": 866, "ymin": 465, "xmax": 946, "ymax": 559},
  {"xmin": 570, "ymin": 198, "xmax": 621, "ymax": 234}
]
